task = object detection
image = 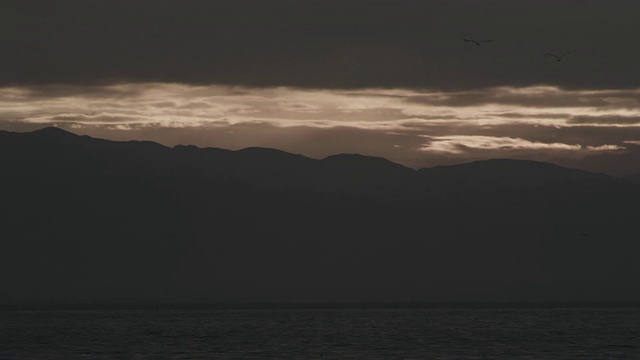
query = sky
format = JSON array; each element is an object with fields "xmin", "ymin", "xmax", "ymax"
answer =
[{"xmin": 2, "ymin": 0, "xmax": 640, "ymax": 175}]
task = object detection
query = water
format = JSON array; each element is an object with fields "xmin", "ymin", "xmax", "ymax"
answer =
[{"xmin": 1, "ymin": 304, "xmax": 639, "ymax": 359}]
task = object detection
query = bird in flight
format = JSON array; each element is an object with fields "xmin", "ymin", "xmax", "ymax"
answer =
[
  {"xmin": 463, "ymin": 39, "xmax": 493, "ymax": 46},
  {"xmin": 544, "ymin": 52, "xmax": 571, "ymax": 61}
]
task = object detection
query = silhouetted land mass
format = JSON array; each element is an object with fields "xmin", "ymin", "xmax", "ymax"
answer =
[
  {"xmin": 626, "ymin": 172, "xmax": 640, "ymax": 184},
  {"xmin": 2, "ymin": 127, "xmax": 640, "ymax": 304}
]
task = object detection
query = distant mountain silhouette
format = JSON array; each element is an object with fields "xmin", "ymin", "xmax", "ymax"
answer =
[
  {"xmin": 417, "ymin": 159, "xmax": 617, "ymax": 187},
  {"xmin": 626, "ymin": 172, "xmax": 640, "ymax": 184},
  {"xmin": 2, "ymin": 127, "xmax": 640, "ymax": 304},
  {"xmin": 30, "ymin": 126, "xmax": 80, "ymax": 139}
]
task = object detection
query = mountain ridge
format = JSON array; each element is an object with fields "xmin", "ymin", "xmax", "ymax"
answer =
[
  {"xmin": 3, "ymin": 126, "xmax": 629, "ymax": 183},
  {"xmin": 2, "ymin": 126, "xmax": 640, "ymax": 303}
]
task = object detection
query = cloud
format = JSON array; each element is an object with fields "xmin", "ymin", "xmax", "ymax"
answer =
[
  {"xmin": 4, "ymin": 83, "xmax": 640, "ymax": 131},
  {"xmin": 278, "ymin": 102, "xmax": 321, "ymax": 113},
  {"xmin": 568, "ymin": 115, "xmax": 640, "ymax": 125},
  {"xmin": 419, "ymin": 135, "xmax": 623, "ymax": 154},
  {"xmin": 406, "ymin": 87, "xmax": 640, "ymax": 110}
]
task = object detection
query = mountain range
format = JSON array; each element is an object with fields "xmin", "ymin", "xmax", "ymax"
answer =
[{"xmin": 1, "ymin": 127, "xmax": 639, "ymax": 304}]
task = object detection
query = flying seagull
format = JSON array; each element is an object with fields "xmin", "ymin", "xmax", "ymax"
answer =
[
  {"xmin": 463, "ymin": 39, "xmax": 493, "ymax": 46},
  {"xmin": 544, "ymin": 52, "xmax": 571, "ymax": 61}
]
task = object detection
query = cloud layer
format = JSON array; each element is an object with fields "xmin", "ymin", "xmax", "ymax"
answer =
[{"xmin": 3, "ymin": 82, "xmax": 640, "ymax": 175}]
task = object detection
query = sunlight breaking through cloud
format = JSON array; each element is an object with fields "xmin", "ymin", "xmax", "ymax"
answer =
[
  {"xmin": 3, "ymin": 83, "xmax": 640, "ymax": 131},
  {"xmin": 420, "ymin": 136, "xmax": 624, "ymax": 154}
]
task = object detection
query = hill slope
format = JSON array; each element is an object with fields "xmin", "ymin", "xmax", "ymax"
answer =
[{"xmin": 1, "ymin": 127, "xmax": 640, "ymax": 303}]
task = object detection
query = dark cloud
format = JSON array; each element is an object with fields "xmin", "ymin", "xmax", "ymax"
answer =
[
  {"xmin": 3, "ymin": 0, "xmax": 640, "ymax": 90},
  {"xmin": 4, "ymin": 84, "xmax": 143, "ymax": 100}
]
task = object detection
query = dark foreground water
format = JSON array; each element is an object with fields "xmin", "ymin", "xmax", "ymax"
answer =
[{"xmin": 1, "ymin": 304, "xmax": 639, "ymax": 359}]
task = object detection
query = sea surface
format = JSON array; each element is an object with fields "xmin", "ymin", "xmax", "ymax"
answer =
[{"xmin": 1, "ymin": 304, "xmax": 639, "ymax": 359}]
